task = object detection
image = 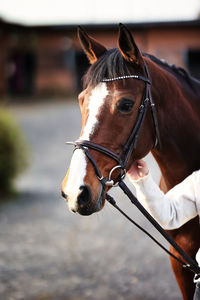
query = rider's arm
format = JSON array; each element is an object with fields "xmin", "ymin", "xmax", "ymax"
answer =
[{"xmin": 127, "ymin": 161, "xmax": 199, "ymax": 230}]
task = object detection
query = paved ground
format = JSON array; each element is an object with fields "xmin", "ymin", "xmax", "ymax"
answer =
[{"xmin": 0, "ymin": 100, "xmax": 181, "ymax": 300}]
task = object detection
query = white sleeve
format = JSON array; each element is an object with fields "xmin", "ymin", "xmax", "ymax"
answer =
[{"xmin": 130, "ymin": 172, "xmax": 198, "ymax": 230}]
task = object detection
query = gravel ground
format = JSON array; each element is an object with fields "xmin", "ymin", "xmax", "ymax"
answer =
[{"xmin": 0, "ymin": 100, "xmax": 181, "ymax": 300}]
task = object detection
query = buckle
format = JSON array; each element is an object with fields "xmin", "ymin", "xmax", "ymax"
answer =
[{"xmin": 97, "ymin": 176, "xmax": 114, "ymax": 187}]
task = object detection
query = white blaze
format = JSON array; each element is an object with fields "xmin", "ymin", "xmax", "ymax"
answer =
[
  {"xmin": 81, "ymin": 83, "xmax": 108, "ymax": 140},
  {"xmin": 64, "ymin": 83, "xmax": 108, "ymax": 211}
]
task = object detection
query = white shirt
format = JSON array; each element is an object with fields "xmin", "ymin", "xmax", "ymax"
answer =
[{"xmin": 130, "ymin": 171, "xmax": 200, "ymax": 267}]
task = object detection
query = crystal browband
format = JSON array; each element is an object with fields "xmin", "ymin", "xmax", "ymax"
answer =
[{"xmin": 101, "ymin": 75, "xmax": 151, "ymax": 84}]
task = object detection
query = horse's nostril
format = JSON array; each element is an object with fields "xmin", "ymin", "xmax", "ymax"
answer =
[
  {"xmin": 78, "ymin": 185, "xmax": 91, "ymax": 207},
  {"xmin": 61, "ymin": 190, "xmax": 67, "ymax": 199}
]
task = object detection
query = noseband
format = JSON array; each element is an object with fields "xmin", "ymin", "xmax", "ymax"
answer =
[{"xmin": 67, "ymin": 62, "xmax": 161, "ymax": 187}]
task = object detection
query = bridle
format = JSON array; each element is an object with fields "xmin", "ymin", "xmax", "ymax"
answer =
[
  {"xmin": 66, "ymin": 62, "xmax": 200, "ymax": 277},
  {"xmin": 67, "ymin": 62, "xmax": 161, "ymax": 187}
]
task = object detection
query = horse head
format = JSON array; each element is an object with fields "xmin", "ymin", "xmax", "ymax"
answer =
[{"xmin": 61, "ymin": 24, "xmax": 156, "ymax": 215}]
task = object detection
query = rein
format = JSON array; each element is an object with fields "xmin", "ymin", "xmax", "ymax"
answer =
[
  {"xmin": 106, "ymin": 182, "xmax": 200, "ymax": 276},
  {"xmin": 67, "ymin": 62, "xmax": 200, "ymax": 277}
]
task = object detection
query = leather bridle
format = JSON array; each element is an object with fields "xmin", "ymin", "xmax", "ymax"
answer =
[
  {"xmin": 67, "ymin": 62, "xmax": 161, "ymax": 187},
  {"xmin": 66, "ymin": 61, "xmax": 200, "ymax": 277}
]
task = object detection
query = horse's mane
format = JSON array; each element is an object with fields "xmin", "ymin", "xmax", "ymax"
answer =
[
  {"xmin": 143, "ymin": 53, "xmax": 199, "ymax": 91},
  {"xmin": 83, "ymin": 48, "xmax": 199, "ymax": 92}
]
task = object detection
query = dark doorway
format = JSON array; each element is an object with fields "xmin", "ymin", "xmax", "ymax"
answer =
[
  {"xmin": 7, "ymin": 49, "xmax": 36, "ymax": 97},
  {"xmin": 187, "ymin": 49, "xmax": 200, "ymax": 80}
]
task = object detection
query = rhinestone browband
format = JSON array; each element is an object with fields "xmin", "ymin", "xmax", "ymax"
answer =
[{"xmin": 101, "ymin": 75, "xmax": 151, "ymax": 84}]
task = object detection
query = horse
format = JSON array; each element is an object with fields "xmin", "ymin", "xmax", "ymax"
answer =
[{"xmin": 61, "ymin": 24, "xmax": 200, "ymax": 299}]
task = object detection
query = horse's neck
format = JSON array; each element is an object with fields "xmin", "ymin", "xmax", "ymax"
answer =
[{"xmin": 149, "ymin": 61, "xmax": 200, "ymax": 189}]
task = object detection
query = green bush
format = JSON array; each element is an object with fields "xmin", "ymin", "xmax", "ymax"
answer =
[{"xmin": 0, "ymin": 109, "xmax": 28, "ymax": 196}]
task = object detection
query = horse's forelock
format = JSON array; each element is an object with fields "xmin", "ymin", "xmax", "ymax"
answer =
[{"xmin": 83, "ymin": 48, "xmax": 132, "ymax": 89}]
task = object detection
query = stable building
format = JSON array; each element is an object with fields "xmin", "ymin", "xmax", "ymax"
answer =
[{"xmin": 0, "ymin": 19, "xmax": 199, "ymax": 98}]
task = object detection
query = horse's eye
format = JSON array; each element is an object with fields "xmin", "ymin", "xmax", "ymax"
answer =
[{"xmin": 117, "ymin": 98, "xmax": 134, "ymax": 113}]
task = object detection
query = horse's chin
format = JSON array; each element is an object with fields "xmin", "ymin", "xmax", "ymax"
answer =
[{"xmin": 77, "ymin": 184, "xmax": 106, "ymax": 216}]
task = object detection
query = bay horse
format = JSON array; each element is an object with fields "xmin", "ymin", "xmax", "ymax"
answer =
[{"xmin": 61, "ymin": 24, "xmax": 200, "ymax": 299}]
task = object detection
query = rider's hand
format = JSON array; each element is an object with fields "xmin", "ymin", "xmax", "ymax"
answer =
[{"xmin": 127, "ymin": 159, "xmax": 149, "ymax": 181}]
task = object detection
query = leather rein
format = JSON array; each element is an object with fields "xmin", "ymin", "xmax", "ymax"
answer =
[{"xmin": 67, "ymin": 62, "xmax": 200, "ymax": 276}]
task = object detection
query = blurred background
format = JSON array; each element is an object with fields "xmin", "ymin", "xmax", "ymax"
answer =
[
  {"xmin": 0, "ymin": 1, "xmax": 200, "ymax": 299},
  {"xmin": 0, "ymin": 0, "xmax": 199, "ymax": 98}
]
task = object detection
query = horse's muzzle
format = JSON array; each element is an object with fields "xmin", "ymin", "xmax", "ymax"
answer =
[{"xmin": 61, "ymin": 184, "xmax": 104, "ymax": 216}]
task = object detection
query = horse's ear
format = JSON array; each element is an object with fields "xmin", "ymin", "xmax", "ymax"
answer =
[
  {"xmin": 78, "ymin": 26, "xmax": 107, "ymax": 64},
  {"xmin": 117, "ymin": 23, "xmax": 144, "ymax": 66}
]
